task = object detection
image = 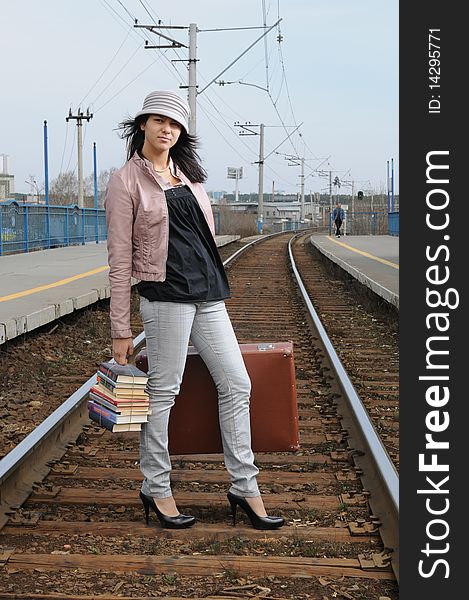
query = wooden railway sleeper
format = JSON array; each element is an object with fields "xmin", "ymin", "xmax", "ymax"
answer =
[
  {"xmin": 330, "ymin": 450, "xmax": 348, "ymax": 461},
  {"xmin": 0, "ymin": 233, "xmax": 399, "ymax": 595}
]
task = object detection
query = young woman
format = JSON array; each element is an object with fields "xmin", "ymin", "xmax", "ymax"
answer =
[{"xmin": 105, "ymin": 90, "xmax": 284, "ymax": 531}]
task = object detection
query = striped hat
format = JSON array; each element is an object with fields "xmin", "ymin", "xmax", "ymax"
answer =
[{"xmin": 135, "ymin": 90, "xmax": 190, "ymax": 132}]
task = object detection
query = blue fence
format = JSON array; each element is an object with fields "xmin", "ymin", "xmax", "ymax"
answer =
[
  {"xmin": 387, "ymin": 211, "xmax": 399, "ymax": 236},
  {"xmin": 328, "ymin": 210, "xmax": 399, "ymax": 237},
  {"xmin": 0, "ymin": 202, "xmax": 400, "ymax": 256},
  {"xmin": 0, "ymin": 202, "xmax": 107, "ymax": 256},
  {"xmin": 272, "ymin": 220, "xmax": 311, "ymax": 232}
]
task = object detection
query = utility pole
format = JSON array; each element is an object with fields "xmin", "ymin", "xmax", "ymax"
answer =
[
  {"xmin": 136, "ymin": 19, "xmax": 280, "ymax": 136},
  {"xmin": 284, "ymin": 153, "xmax": 305, "ymax": 223},
  {"xmin": 234, "ymin": 123, "xmax": 302, "ymax": 233},
  {"xmin": 43, "ymin": 120, "xmax": 50, "ymax": 248},
  {"xmin": 43, "ymin": 120, "xmax": 49, "ymax": 207},
  {"xmin": 318, "ymin": 168, "xmax": 347, "ymax": 234},
  {"xmin": 66, "ymin": 108, "xmax": 93, "ymax": 208},
  {"xmin": 258, "ymin": 123, "xmax": 265, "ymax": 234},
  {"xmin": 300, "ymin": 157, "xmax": 305, "ymax": 221},
  {"xmin": 93, "ymin": 142, "xmax": 98, "ymax": 210},
  {"xmin": 187, "ymin": 23, "xmax": 197, "ymax": 134},
  {"xmin": 143, "ymin": 20, "xmax": 199, "ymax": 133},
  {"xmin": 387, "ymin": 160, "xmax": 390, "ymax": 213},
  {"xmin": 391, "ymin": 158, "xmax": 395, "ymax": 212},
  {"xmin": 136, "ymin": 22, "xmax": 191, "ymax": 127},
  {"xmin": 351, "ymin": 179, "xmax": 355, "ymax": 235},
  {"xmin": 235, "ymin": 122, "xmax": 265, "ymax": 234},
  {"xmin": 93, "ymin": 142, "xmax": 99, "ymax": 243}
]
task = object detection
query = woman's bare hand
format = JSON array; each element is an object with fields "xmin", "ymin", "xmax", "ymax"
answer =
[{"xmin": 112, "ymin": 338, "xmax": 134, "ymax": 365}]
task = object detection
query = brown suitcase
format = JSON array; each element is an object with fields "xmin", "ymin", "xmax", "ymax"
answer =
[{"xmin": 135, "ymin": 341, "xmax": 299, "ymax": 455}]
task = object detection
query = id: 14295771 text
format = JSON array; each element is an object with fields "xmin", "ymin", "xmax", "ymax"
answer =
[{"xmin": 428, "ymin": 29, "xmax": 441, "ymax": 114}]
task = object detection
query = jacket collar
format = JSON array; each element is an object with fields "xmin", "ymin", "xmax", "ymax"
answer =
[
  {"xmin": 131, "ymin": 152, "xmax": 190, "ymax": 189},
  {"xmin": 132, "ymin": 151, "xmax": 181, "ymax": 176}
]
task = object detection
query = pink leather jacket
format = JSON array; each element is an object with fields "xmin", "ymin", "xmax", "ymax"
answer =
[{"xmin": 105, "ymin": 152, "xmax": 215, "ymax": 339}]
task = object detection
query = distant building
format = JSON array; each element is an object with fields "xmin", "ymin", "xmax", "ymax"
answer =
[
  {"xmin": 212, "ymin": 200, "xmax": 302, "ymax": 223},
  {"xmin": 1, "ymin": 154, "xmax": 11, "ymax": 175},
  {"xmin": 0, "ymin": 154, "xmax": 14, "ymax": 200},
  {"xmin": 0, "ymin": 175, "xmax": 14, "ymax": 200},
  {"xmin": 208, "ymin": 190, "xmax": 227, "ymax": 202},
  {"xmin": 262, "ymin": 202, "xmax": 300, "ymax": 222}
]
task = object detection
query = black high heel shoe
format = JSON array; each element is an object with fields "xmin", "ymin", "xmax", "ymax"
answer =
[
  {"xmin": 227, "ymin": 492, "xmax": 284, "ymax": 530},
  {"xmin": 139, "ymin": 491, "xmax": 196, "ymax": 529}
]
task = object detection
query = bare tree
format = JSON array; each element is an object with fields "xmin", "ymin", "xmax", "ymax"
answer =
[
  {"xmin": 48, "ymin": 168, "xmax": 119, "ymax": 207},
  {"xmin": 83, "ymin": 174, "xmax": 94, "ymax": 198},
  {"xmin": 49, "ymin": 172, "xmax": 78, "ymax": 205},
  {"xmin": 25, "ymin": 175, "xmax": 44, "ymax": 203},
  {"xmin": 215, "ymin": 206, "xmax": 257, "ymax": 237}
]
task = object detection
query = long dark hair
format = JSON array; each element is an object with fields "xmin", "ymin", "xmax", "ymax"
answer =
[{"xmin": 117, "ymin": 115, "xmax": 207, "ymax": 183}]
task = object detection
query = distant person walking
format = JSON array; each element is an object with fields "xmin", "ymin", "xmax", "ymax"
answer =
[{"xmin": 332, "ymin": 203, "xmax": 345, "ymax": 237}]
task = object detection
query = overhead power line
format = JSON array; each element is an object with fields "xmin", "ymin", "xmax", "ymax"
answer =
[
  {"xmin": 93, "ymin": 2, "xmax": 324, "ymax": 194},
  {"xmin": 77, "ymin": 25, "xmax": 133, "ymax": 110}
]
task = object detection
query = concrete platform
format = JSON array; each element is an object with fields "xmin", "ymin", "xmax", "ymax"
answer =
[
  {"xmin": 239, "ymin": 234, "xmax": 266, "ymax": 243},
  {"xmin": 0, "ymin": 235, "xmax": 240, "ymax": 345},
  {"xmin": 309, "ymin": 234, "xmax": 399, "ymax": 308}
]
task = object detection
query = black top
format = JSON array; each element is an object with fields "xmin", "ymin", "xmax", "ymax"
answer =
[{"xmin": 137, "ymin": 185, "xmax": 230, "ymax": 303}]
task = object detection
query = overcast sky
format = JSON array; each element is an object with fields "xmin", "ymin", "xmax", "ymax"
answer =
[{"xmin": 1, "ymin": 0, "xmax": 398, "ymax": 196}]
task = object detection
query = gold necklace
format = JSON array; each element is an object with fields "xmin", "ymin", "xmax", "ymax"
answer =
[{"xmin": 154, "ymin": 165, "xmax": 169, "ymax": 173}]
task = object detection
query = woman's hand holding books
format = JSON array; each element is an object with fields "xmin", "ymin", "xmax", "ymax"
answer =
[{"xmin": 112, "ymin": 337, "xmax": 134, "ymax": 365}]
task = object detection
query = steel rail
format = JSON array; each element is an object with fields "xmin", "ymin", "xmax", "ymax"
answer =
[
  {"xmin": 288, "ymin": 232, "xmax": 399, "ymax": 581},
  {"xmin": 0, "ymin": 232, "xmax": 289, "ymax": 526},
  {"xmin": 1, "ymin": 228, "xmax": 398, "ymax": 581}
]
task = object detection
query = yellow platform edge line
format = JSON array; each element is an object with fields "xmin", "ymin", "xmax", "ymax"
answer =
[
  {"xmin": 326, "ymin": 236, "xmax": 399, "ymax": 270},
  {"xmin": 0, "ymin": 265, "xmax": 110, "ymax": 303}
]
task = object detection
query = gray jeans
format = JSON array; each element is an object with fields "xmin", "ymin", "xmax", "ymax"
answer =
[{"xmin": 139, "ymin": 297, "xmax": 260, "ymax": 499}]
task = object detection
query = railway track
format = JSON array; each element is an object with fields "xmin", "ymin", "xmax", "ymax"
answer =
[
  {"xmin": 0, "ymin": 231, "xmax": 399, "ymax": 600},
  {"xmin": 291, "ymin": 239, "xmax": 399, "ymax": 472}
]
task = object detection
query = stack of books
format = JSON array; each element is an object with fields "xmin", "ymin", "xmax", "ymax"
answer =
[{"xmin": 88, "ymin": 361, "xmax": 150, "ymax": 432}]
